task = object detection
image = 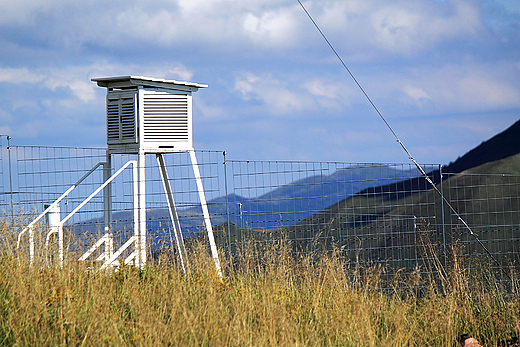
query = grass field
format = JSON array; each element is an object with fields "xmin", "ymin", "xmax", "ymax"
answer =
[{"xmin": 1, "ymin": 226, "xmax": 520, "ymax": 346}]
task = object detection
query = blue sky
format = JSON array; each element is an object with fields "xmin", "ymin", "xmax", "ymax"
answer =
[{"xmin": 0, "ymin": 0, "xmax": 519, "ymax": 165}]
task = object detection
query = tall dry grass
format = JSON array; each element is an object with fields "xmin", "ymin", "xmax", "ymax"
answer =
[{"xmin": 1, "ymin": 223, "xmax": 519, "ymax": 346}]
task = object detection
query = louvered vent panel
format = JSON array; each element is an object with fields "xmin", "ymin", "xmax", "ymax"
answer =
[
  {"xmin": 143, "ymin": 94, "xmax": 189, "ymax": 141},
  {"xmin": 106, "ymin": 94, "xmax": 136, "ymax": 144},
  {"xmin": 120, "ymin": 98, "xmax": 136, "ymax": 141},
  {"xmin": 107, "ymin": 99, "xmax": 120, "ymax": 143}
]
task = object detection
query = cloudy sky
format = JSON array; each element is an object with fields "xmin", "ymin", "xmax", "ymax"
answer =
[{"xmin": 0, "ymin": 0, "xmax": 519, "ymax": 165}]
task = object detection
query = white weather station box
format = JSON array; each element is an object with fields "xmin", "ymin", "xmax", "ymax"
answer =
[{"xmin": 91, "ymin": 76, "xmax": 207, "ymax": 154}]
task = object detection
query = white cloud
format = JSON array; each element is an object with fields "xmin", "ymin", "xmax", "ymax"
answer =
[
  {"xmin": 0, "ymin": 0, "xmax": 49, "ymax": 25},
  {"xmin": 235, "ymin": 74, "xmax": 261, "ymax": 99},
  {"xmin": 361, "ymin": 61, "xmax": 520, "ymax": 114},
  {"xmin": 0, "ymin": 66, "xmax": 99, "ymax": 103},
  {"xmin": 0, "ymin": 106, "xmax": 13, "ymax": 124},
  {"xmin": 233, "ymin": 57, "xmax": 520, "ymax": 120},
  {"xmin": 0, "ymin": 68, "xmax": 43, "ymax": 84},
  {"xmin": 120, "ymin": 10, "xmax": 174, "ymax": 38},
  {"xmin": 234, "ymin": 73, "xmax": 356, "ymax": 116},
  {"xmin": 310, "ymin": 0, "xmax": 484, "ymax": 56},
  {"xmin": 403, "ymin": 86, "xmax": 431, "ymax": 106},
  {"xmin": 44, "ymin": 76, "xmax": 96, "ymax": 103},
  {"xmin": 423, "ymin": 63, "xmax": 520, "ymax": 111},
  {"xmin": 242, "ymin": 7, "xmax": 301, "ymax": 47},
  {"xmin": 303, "ymin": 79, "xmax": 339, "ymax": 98},
  {"xmin": 12, "ymin": 99, "xmax": 39, "ymax": 112},
  {"xmin": 167, "ymin": 66, "xmax": 194, "ymax": 81},
  {"xmin": 457, "ymin": 76, "xmax": 519, "ymax": 108},
  {"xmin": 235, "ymin": 73, "xmax": 307, "ymax": 114},
  {"xmin": 371, "ymin": 1, "xmax": 482, "ymax": 52},
  {"xmin": 0, "ymin": 67, "xmax": 97, "ymax": 103},
  {"xmin": 0, "ymin": 62, "xmax": 197, "ymax": 103},
  {"xmin": 302, "ymin": 78, "xmax": 358, "ymax": 109},
  {"xmin": 0, "ymin": 0, "xmax": 490, "ymax": 59},
  {"xmin": 370, "ymin": 6, "xmax": 423, "ymax": 52}
]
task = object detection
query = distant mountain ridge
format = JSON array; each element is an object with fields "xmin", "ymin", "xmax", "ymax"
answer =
[
  {"xmin": 188, "ymin": 164, "xmax": 418, "ymax": 230},
  {"xmin": 77, "ymin": 164, "xmax": 418, "ymax": 235}
]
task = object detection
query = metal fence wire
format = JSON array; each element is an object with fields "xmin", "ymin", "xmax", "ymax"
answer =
[{"xmin": 1, "ymin": 146, "xmax": 519, "ymax": 285}]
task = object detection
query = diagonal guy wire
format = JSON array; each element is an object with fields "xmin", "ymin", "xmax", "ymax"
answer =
[{"xmin": 296, "ymin": 0, "xmax": 511, "ymax": 281}]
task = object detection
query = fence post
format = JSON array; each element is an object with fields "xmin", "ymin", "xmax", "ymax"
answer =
[
  {"xmin": 223, "ymin": 151, "xmax": 232, "ymax": 256},
  {"xmin": 0, "ymin": 135, "xmax": 14, "ymax": 227},
  {"xmin": 440, "ymin": 164, "xmax": 447, "ymax": 274}
]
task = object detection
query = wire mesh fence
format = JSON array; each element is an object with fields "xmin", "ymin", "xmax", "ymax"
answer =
[
  {"xmin": 1, "ymin": 145, "xmax": 519, "ymax": 287},
  {"xmin": 442, "ymin": 172, "xmax": 520, "ymax": 279}
]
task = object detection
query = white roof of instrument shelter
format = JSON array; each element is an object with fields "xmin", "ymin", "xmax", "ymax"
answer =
[{"xmin": 91, "ymin": 76, "xmax": 208, "ymax": 92}]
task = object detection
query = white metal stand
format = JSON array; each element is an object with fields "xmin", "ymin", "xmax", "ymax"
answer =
[{"xmin": 18, "ymin": 151, "xmax": 222, "ymax": 278}]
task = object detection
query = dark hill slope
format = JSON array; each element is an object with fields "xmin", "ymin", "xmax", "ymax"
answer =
[
  {"xmin": 444, "ymin": 118, "xmax": 520, "ymax": 173},
  {"xmin": 358, "ymin": 118, "xmax": 520, "ymax": 200}
]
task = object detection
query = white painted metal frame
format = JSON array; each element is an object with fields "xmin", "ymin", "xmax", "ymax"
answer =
[{"xmin": 18, "ymin": 160, "xmax": 141, "ymax": 268}]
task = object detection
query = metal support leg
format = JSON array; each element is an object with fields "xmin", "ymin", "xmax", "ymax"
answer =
[
  {"xmin": 189, "ymin": 150, "xmax": 222, "ymax": 279},
  {"xmin": 133, "ymin": 157, "xmax": 140, "ymax": 267},
  {"xmin": 156, "ymin": 154, "xmax": 188, "ymax": 273},
  {"xmin": 138, "ymin": 150, "xmax": 147, "ymax": 268}
]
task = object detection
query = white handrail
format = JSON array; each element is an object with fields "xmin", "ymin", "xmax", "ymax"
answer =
[
  {"xmin": 19, "ymin": 160, "xmax": 137, "ymax": 267},
  {"xmin": 17, "ymin": 162, "xmax": 106, "ymax": 248},
  {"xmin": 60, "ymin": 160, "xmax": 136, "ymax": 226}
]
